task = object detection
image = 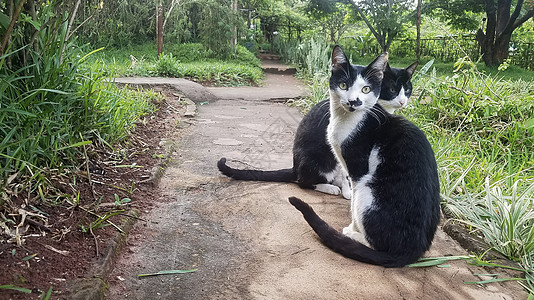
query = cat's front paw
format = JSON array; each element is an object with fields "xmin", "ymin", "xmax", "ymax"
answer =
[
  {"xmin": 342, "ymin": 188, "xmax": 351, "ymax": 200},
  {"xmin": 342, "ymin": 223, "xmax": 359, "ymax": 234},
  {"xmin": 343, "ymin": 226, "xmax": 370, "ymax": 247},
  {"xmin": 314, "ymin": 184, "xmax": 341, "ymax": 196}
]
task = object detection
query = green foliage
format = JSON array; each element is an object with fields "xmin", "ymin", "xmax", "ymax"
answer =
[
  {"xmin": 256, "ymin": 0, "xmax": 308, "ymax": 44},
  {"xmin": 445, "ymin": 180, "xmax": 534, "ymax": 261},
  {"xmin": 338, "ymin": 32, "xmax": 382, "ymax": 59},
  {"xmin": 426, "ymin": 0, "xmax": 485, "ymax": 31},
  {"xmin": 76, "ymin": 0, "xmax": 155, "ymax": 47},
  {"xmin": 397, "ymin": 57, "xmax": 534, "ymax": 277},
  {"xmin": 166, "ymin": 43, "xmax": 211, "ymax": 62},
  {"xmin": 273, "ymin": 36, "xmax": 330, "ymax": 77},
  {"xmin": 406, "ymin": 66, "xmax": 534, "ymax": 180},
  {"xmin": 0, "ymin": 1, "xmax": 156, "ymax": 200},
  {"xmin": 155, "ymin": 53, "xmax": 262, "ymax": 85},
  {"xmin": 73, "ymin": 0, "xmax": 245, "ymax": 58},
  {"xmin": 156, "ymin": 52, "xmax": 178, "ymax": 76},
  {"xmin": 390, "ymin": 34, "xmax": 480, "ymax": 62},
  {"xmin": 199, "ymin": 0, "xmax": 242, "ymax": 58},
  {"xmin": 84, "ymin": 43, "xmax": 262, "ymax": 86},
  {"xmin": 354, "ymin": 0, "xmax": 416, "ymax": 51},
  {"xmin": 307, "ymin": 2, "xmax": 356, "ymax": 43}
]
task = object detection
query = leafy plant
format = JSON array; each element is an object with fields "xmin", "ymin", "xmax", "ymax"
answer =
[
  {"xmin": 398, "ymin": 55, "xmax": 534, "ymax": 293},
  {"xmin": 444, "ymin": 179, "xmax": 534, "ymax": 262},
  {"xmin": 0, "ymin": 284, "xmax": 32, "ymax": 294},
  {"xmin": 114, "ymin": 194, "xmax": 131, "ymax": 206},
  {"xmin": 156, "ymin": 52, "xmax": 178, "ymax": 76}
]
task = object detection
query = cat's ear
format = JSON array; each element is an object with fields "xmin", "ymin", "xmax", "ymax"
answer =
[
  {"xmin": 385, "ymin": 63, "xmax": 393, "ymax": 73},
  {"xmin": 331, "ymin": 45, "xmax": 349, "ymax": 71},
  {"xmin": 405, "ymin": 61, "xmax": 419, "ymax": 78},
  {"xmin": 368, "ymin": 52, "xmax": 389, "ymax": 80}
]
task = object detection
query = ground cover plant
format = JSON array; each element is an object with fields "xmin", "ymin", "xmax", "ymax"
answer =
[
  {"xmin": 82, "ymin": 43, "xmax": 263, "ymax": 86},
  {"xmin": 404, "ymin": 61, "xmax": 534, "ymax": 295}
]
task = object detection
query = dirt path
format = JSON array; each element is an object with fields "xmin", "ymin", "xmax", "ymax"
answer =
[{"xmin": 107, "ymin": 62, "xmax": 527, "ymax": 299}]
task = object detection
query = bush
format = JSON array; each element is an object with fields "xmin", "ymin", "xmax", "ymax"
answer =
[
  {"xmin": 234, "ymin": 45, "xmax": 261, "ymax": 68},
  {"xmin": 155, "ymin": 52, "xmax": 262, "ymax": 85},
  {"xmin": 165, "ymin": 43, "xmax": 211, "ymax": 62},
  {"xmin": 406, "ymin": 64, "xmax": 534, "ymax": 180},
  {"xmin": 0, "ymin": 5, "xmax": 156, "ymax": 195}
]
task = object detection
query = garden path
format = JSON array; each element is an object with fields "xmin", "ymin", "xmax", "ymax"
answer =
[{"xmin": 106, "ymin": 60, "xmax": 527, "ymax": 299}]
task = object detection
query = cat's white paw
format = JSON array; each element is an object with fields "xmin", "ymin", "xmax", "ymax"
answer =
[
  {"xmin": 341, "ymin": 187, "xmax": 351, "ymax": 200},
  {"xmin": 314, "ymin": 184, "xmax": 341, "ymax": 196},
  {"xmin": 343, "ymin": 226, "xmax": 370, "ymax": 247},
  {"xmin": 342, "ymin": 222, "xmax": 359, "ymax": 234}
]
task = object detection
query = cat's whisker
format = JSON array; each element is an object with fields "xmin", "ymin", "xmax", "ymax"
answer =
[
  {"xmin": 369, "ymin": 106, "xmax": 386, "ymax": 125},
  {"xmin": 318, "ymin": 101, "xmax": 331, "ymax": 126}
]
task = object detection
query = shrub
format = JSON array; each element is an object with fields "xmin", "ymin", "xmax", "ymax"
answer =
[{"xmin": 0, "ymin": 5, "xmax": 156, "ymax": 196}]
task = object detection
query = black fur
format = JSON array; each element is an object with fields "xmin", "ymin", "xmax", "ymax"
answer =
[
  {"xmin": 217, "ymin": 99, "xmax": 336, "ymax": 190},
  {"xmin": 289, "ymin": 197, "xmax": 400, "ymax": 267},
  {"xmin": 379, "ymin": 62, "xmax": 418, "ymax": 103},
  {"xmin": 217, "ymin": 158, "xmax": 296, "ymax": 182}
]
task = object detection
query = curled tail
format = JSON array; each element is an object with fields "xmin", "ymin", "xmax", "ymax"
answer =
[
  {"xmin": 288, "ymin": 197, "xmax": 414, "ymax": 268},
  {"xmin": 218, "ymin": 157, "xmax": 296, "ymax": 182}
]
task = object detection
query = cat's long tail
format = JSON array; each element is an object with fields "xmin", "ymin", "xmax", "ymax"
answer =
[
  {"xmin": 218, "ymin": 158, "xmax": 296, "ymax": 182},
  {"xmin": 288, "ymin": 197, "xmax": 414, "ymax": 268}
]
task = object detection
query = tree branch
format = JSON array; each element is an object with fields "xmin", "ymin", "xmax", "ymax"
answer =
[
  {"xmin": 66, "ymin": 0, "xmax": 82, "ymax": 40},
  {"xmin": 512, "ymin": 7, "xmax": 534, "ymax": 31},
  {"xmin": 501, "ymin": 0, "xmax": 523, "ymax": 34},
  {"xmin": 0, "ymin": 0, "xmax": 26, "ymax": 57},
  {"xmin": 349, "ymin": 0, "xmax": 382, "ymax": 47},
  {"xmin": 163, "ymin": 0, "xmax": 179, "ymax": 32}
]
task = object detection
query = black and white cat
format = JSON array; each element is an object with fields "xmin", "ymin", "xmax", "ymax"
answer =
[
  {"xmin": 217, "ymin": 59, "xmax": 417, "ymax": 200},
  {"xmin": 289, "ymin": 46, "xmax": 440, "ymax": 267},
  {"xmin": 378, "ymin": 62, "xmax": 418, "ymax": 113}
]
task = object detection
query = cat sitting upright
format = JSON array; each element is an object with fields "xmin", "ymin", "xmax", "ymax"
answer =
[
  {"xmin": 289, "ymin": 46, "xmax": 440, "ymax": 267},
  {"xmin": 217, "ymin": 55, "xmax": 417, "ymax": 200}
]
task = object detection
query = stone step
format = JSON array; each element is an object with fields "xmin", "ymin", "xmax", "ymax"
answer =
[{"xmin": 262, "ymin": 66, "xmax": 297, "ymax": 75}]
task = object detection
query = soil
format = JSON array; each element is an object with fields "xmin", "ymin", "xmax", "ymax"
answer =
[{"xmin": 0, "ymin": 87, "xmax": 186, "ymax": 299}]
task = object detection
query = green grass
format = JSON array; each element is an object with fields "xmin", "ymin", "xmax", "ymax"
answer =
[
  {"xmin": 0, "ymin": 13, "xmax": 159, "ymax": 210},
  {"xmin": 399, "ymin": 60, "xmax": 534, "ymax": 292},
  {"xmin": 81, "ymin": 43, "xmax": 263, "ymax": 86}
]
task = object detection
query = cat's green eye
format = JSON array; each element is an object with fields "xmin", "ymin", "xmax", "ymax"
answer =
[
  {"xmin": 362, "ymin": 86, "xmax": 371, "ymax": 94},
  {"xmin": 338, "ymin": 82, "xmax": 348, "ymax": 90}
]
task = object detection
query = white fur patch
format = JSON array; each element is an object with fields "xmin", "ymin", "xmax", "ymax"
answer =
[
  {"xmin": 346, "ymin": 146, "xmax": 381, "ymax": 245},
  {"xmin": 320, "ymin": 169, "xmax": 337, "ymax": 183},
  {"xmin": 319, "ymin": 166, "xmax": 351, "ymax": 199},
  {"xmin": 327, "ymin": 74, "xmax": 379, "ymax": 199},
  {"xmin": 343, "ymin": 225, "xmax": 371, "ymax": 247},
  {"xmin": 314, "ymin": 184, "xmax": 341, "ymax": 196},
  {"xmin": 378, "ymin": 87, "xmax": 408, "ymax": 114}
]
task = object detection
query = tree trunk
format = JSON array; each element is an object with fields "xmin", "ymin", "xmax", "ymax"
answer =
[
  {"xmin": 156, "ymin": 0, "xmax": 163, "ymax": 58},
  {"xmin": 0, "ymin": 0, "xmax": 26, "ymax": 57},
  {"xmin": 230, "ymin": 0, "xmax": 237, "ymax": 52},
  {"xmin": 477, "ymin": 0, "xmax": 534, "ymax": 66},
  {"xmin": 416, "ymin": 0, "xmax": 422, "ymax": 60}
]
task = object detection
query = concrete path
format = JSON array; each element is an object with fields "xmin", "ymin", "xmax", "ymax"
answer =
[
  {"xmin": 112, "ymin": 60, "xmax": 306, "ymax": 102},
  {"xmin": 106, "ymin": 62, "xmax": 527, "ymax": 299}
]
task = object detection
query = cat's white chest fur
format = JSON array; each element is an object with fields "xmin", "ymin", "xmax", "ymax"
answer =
[{"xmin": 326, "ymin": 105, "xmax": 365, "ymax": 174}]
